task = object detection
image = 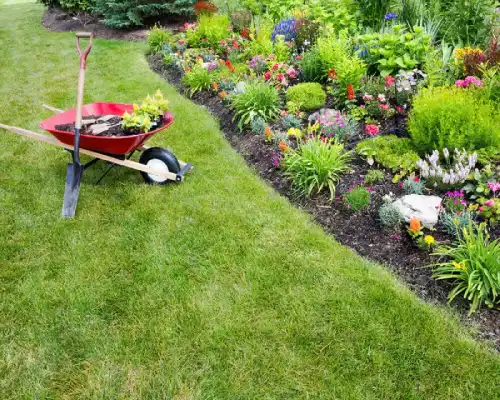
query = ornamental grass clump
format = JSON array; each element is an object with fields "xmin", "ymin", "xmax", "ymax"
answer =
[
  {"xmin": 430, "ymin": 221, "xmax": 500, "ymax": 314},
  {"xmin": 283, "ymin": 137, "xmax": 352, "ymax": 200},
  {"xmin": 230, "ymin": 81, "xmax": 281, "ymax": 130}
]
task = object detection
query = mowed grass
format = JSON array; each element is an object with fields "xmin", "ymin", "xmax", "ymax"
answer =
[{"xmin": 0, "ymin": 2, "xmax": 499, "ymax": 399}]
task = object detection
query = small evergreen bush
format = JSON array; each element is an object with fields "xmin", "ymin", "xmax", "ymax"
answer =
[{"xmin": 286, "ymin": 83, "xmax": 326, "ymax": 111}]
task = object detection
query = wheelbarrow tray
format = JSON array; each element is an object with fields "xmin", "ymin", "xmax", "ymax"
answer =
[{"xmin": 40, "ymin": 102, "xmax": 173, "ymax": 156}]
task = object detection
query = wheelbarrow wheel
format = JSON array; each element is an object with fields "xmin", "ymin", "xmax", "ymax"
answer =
[{"xmin": 139, "ymin": 147, "xmax": 180, "ymax": 185}]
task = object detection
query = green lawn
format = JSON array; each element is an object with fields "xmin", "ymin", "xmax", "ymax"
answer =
[{"xmin": 0, "ymin": 2, "xmax": 499, "ymax": 399}]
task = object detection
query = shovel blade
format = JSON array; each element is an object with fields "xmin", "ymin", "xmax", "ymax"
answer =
[{"xmin": 62, "ymin": 163, "xmax": 84, "ymax": 218}]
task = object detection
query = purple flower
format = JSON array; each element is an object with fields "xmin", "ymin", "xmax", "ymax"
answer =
[{"xmin": 384, "ymin": 12, "xmax": 398, "ymax": 21}]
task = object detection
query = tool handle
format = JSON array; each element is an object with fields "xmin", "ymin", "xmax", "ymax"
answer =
[{"xmin": 76, "ymin": 32, "xmax": 93, "ymax": 70}]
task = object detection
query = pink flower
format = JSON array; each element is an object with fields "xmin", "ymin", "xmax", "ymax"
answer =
[
  {"xmin": 296, "ymin": 55, "xmax": 303, "ymax": 60},
  {"xmin": 264, "ymin": 71, "xmax": 271, "ymax": 80},
  {"xmin": 487, "ymin": 181, "xmax": 500, "ymax": 193},
  {"xmin": 363, "ymin": 94, "xmax": 373, "ymax": 101},
  {"xmin": 227, "ymin": 25, "xmax": 233, "ymax": 31},
  {"xmin": 484, "ymin": 199, "xmax": 495, "ymax": 207},
  {"xmin": 385, "ymin": 75, "xmax": 396, "ymax": 87},
  {"xmin": 376, "ymin": 94, "xmax": 386, "ymax": 102},
  {"xmin": 455, "ymin": 80, "xmax": 465, "ymax": 88},
  {"xmin": 396, "ymin": 106, "xmax": 403, "ymax": 114},
  {"xmin": 365, "ymin": 124, "xmax": 380, "ymax": 136},
  {"xmin": 276, "ymin": 73, "xmax": 284, "ymax": 81},
  {"xmin": 272, "ymin": 63, "xmax": 279, "ymax": 71},
  {"xmin": 392, "ymin": 234, "xmax": 401, "ymax": 240},
  {"xmin": 286, "ymin": 67, "xmax": 297, "ymax": 78},
  {"xmin": 479, "ymin": 207, "xmax": 484, "ymax": 212},
  {"xmin": 378, "ymin": 103, "xmax": 390, "ymax": 110}
]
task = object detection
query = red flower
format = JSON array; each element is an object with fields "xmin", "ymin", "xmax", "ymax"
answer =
[
  {"xmin": 385, "ymin": 75, "xmax": 396, "ymax": 87},
  {"xmin": 232, "ymin": 40, "xmax": 239, "ymax": 49},
  {"xmin": 378, "ymin": 103, "xmax": 390, "ymax": 110},
  {"xmin": 364, "ymin": 124, "xmax": 380, "ymax": 136},
  {"xmin": 264, "ymin": 71, "xmax": 271, "ymax": 80},
  {"xmin": 272, "ymin": 63, "xmax": 279, "ymax": 71},
  {"xmin": 413, "ymin": 176, "xmax": 420, "ymax": 182},
  {"xmin": 296, "ymin": 55, "xmax": 303, "ymax": 60},
  {"xmin": 327, "ymin": 67, "xmax": 337, "ymax": 80},
  {"xmin": 396, "ymin": 106, "xmax": 403, "ymax": 114},
  {"xmin": 347, "ymin": 84, "xmax": 355, "ymax": 100},
  {"xmin": 225, "ymin": 60, "xmax": 235, "ymax": 73},
  {"xmin": 276, "ymin": 73, "xmax": 284, "ymax": 81},
  {"xmin": 241, "ymin": 27, "xmax": 249, "ymax": 39}
]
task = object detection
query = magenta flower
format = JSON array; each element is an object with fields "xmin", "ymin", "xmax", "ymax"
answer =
[
  {"xmin": 488, "ymin": 181, "xmax": 500, "ymax": 193},
  {"xmin": 484, "ymin": 199, "xmax": 495, "ymax": 207}
]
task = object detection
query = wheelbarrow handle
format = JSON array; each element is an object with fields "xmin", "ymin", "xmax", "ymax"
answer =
[{"xmin": 76, "ymin": 32, "xmax": 93, "ymax": 70}]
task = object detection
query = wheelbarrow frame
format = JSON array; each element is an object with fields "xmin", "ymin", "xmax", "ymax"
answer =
[{"xmin": 0, "ymin": 104, "xmax": 193, "ymax": 184}]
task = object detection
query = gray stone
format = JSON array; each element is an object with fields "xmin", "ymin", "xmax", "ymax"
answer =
[{"xmin": 392, "ymin": 194, "xmax": 442, "ymax": 227}]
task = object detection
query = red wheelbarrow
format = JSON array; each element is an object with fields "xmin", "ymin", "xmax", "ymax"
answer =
[{"xmin": 0, "ymin": 32, "xmax": 192, "ymax": 218}]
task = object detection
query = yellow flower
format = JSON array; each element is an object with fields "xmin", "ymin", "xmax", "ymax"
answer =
[
  {"xmin": 452, "ymin": 261, "xmax": 466, "ymax": 270},
  {"xmin": 287, "ymin": 127, "xmax": 302, "ymax": 138},
  {"xmin": 424, "ymin": 235, "xmax": 435, "ymax": 247}
]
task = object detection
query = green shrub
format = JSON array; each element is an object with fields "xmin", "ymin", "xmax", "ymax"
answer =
[
  {"xmin": 148, "ymin": 25, "xmax": 173, "ymax": 53},
  {"xmin": 441, "ymin": 211, "xmax": 474, "ymax": 238},
  {"xmin": 93, "ymin": 0, "xmax": 195, "ymax": 28},
  {"xmin": 182, "ymin": 66, "xmax": 212, "ymax": 97},
  {"xmin": 345, "ymin": 186, "xmax": 370, "ymax": 212},
  {"xmin": 186, "ymin": 13, "xmax": 232, "ymax": 48},
  {"xmin": 286, "ymin": 83, "xmax": 326, "ymax": 111},
  {"xmin": 39, "ymin": 0, "xmax": 94, "ymax": 11},
  {"xmin": 430, "ymin": 221, "xmax": 500, "ymax": 313},
  {"xmin": 281, "ymin": 114, "xmax": 303, "ymax": 130},
  {"xmin": 299, "ymin": 49, "xmax": 325, "ymax": 83},
  {"xmin": 357, "ymin": 25, "xmax": 431, "ymax": 77},
  {"xmin": 365, "ymin": 169, "xmax": 384, "ymax": 184},
  {"xmin": 409, "ymin": 86, "xmax": 500, "ymax": 154},
  {"xmin": 356, "ymin": 135, "xmax": 420, "ymax": 174},
  {"xmin": 284, "ymin": 138, "xmax": 352, "ymax": 200},
  {"xmin": 231, "ymin": 82, "xmax": 281, "ymax": 130},
  {"xmin": 250, "ymin": 116, "xmax": 266, "ymax": 135},
  {"xmin": 379, "ymin": 202, "xmax": 404, "ymax": 229}
]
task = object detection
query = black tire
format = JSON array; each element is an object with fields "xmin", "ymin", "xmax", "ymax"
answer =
[{"xmin": 139, "ymin": 147, "xmax": 180, "ymax": 185}]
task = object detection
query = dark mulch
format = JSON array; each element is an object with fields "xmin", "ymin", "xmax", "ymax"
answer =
[
  {"xmin": 42, "ymin": 8, "xmax": 189, "ymax": 41},
  {"xmin": 148, "ymin": 54, "xmax": 500, "ymax": 351}
]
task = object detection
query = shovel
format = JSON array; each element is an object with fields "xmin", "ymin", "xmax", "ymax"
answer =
[{"xmin": 62, "ymin": 32, "xmax": 93, "ymax": 218}]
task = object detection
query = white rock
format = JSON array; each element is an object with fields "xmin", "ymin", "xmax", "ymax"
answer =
[{"xmin": 392, "ymin": 194, "xmax": 442, "ymax": 228}]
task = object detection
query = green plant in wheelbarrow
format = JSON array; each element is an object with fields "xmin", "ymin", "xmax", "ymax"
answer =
[
  {"xmin": 429, "ymin": 221, "xmax": 500, "ymax": 314},
  {"xmin": 283, "ymin": 137, "xmax": 352, "ymax": 200},
  {"xmin": 230, "ymin": 81, "xmax": 281, "ymax": 131},
  {"xmin": 122, "ymin": 90, "xmax": 169, "ymax": 134}
]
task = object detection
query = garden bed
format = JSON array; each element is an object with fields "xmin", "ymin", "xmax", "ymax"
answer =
[{"xmin": 149, "ymin": 54, "xmax": 500, "ymax": 350}]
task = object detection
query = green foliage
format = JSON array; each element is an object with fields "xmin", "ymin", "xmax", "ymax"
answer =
[
  {"xmin": 440, "ymin": 0, "xmax": 497, "ymax": 46},
  {"xmin": 231, "ymin": 81, "xmax": 281, "ymax": 130},
  {"xmin": 358, "ymin": 25, "xmax": 431, "ymax": 77},
  {"xmin": 409, "ymin": 86, "xmax": 500, "ymax": 154},
  {"xmin": 245, "ymin": 21, "xmax": 274, "ymax": 57},
  {"xmin": 295, "ymin": 18, "xmax": 320, "ymax": 49},
  {"xmin": 303, "ymin": 0, "xmax": 360, "ymax": 32},
  {"xmin": 357, "ymin": 135, "xmax": 420, "ymax": 174},
  {"xmin": 299, "ymin": 49, "xmax": 325, "ymax": 83},
  {"xmin": 122, "ymin": 90, "xmax": 169, "ymax": 133},
  {"xmin": 148, "ymin": 25, "xmax": 173, "ymax": 54},
  {"xmin": 365, "ymin": 169, "xmax": 385, "ymax": 184},
  {"xmin": 284, "ymin": 138, "xmax": 352, "ymax": 200},
  {"xmin": 182, "ymin": 66, "xmax": 213, "ymax": 97},
  {"xmin": 402, "ymin": 177, "xmax": 425, "ymax": 194},
  {"xmin": 93, "ymin": 0, "xmax": 195, "ymax": 28},
  {"xmin": 357, "ymin": 0, "xmax": 391, "ymax": 29},
  {"xmin": 430, "ymin": 221, "xmax": 500, "ymax": 313},
  {"xmin": 286, "ymin": 83, "xmax": 326, "ymax": 111},
  {"xmin": 379, "ymin": 201, "xmax": 404, "ymax": 229},
  {"xmin": 345, "ymin": 186, "xmax": 370, "ymax": 211},
  {"xmin": 39, "ymin": 0, "xmax": 94, "ymax": 11},
  {"xmin": 273, "ymin": 35, "xmax": 291, "ymax": 62},
  {"xmin": 250, "ymin": 116, "xmax": 266, "ymax": 135},
  {"xmin": 281, "ymin": 114, "xmax": 303, "ymax": 130},
  {"xmin": 441, "ymin": 211, "xmax": 474, "ymax": 238},
  {"xmin": 482, "ymin": 66, "xmax": 500, "ymax": 103},
  {"xmin": 186, "ymin": 13, "xmax": 232, "ymax": 48}
]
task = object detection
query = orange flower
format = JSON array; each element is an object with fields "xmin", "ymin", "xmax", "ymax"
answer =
[
  {"xmin": 347, "ymin": 84, "xmax": 355, "ymax": 100},
  {"xmin": 279, "ymin": 140, "xmax": 288, "ymax": 152},
  {"xmin": 185, "ymin": 66, "xmax": 191, "ymax": 72},
  {"xmin": 212, "ymin": 82, "xmax": 219, "ymax": 91},
  {"xmin": 225, "ymin": 60, "xmax": 235, "ymax": 73},
  {"xmin": 219, "ymin": 91, "xmax": 227, "ymax": 100},
  {"xmin": 264, "ymin": 126, "xmax": 272, "ymax": 137},
  {"xmin": 327, "ymin": 67, "xmax": 337, "ymax": 80},
  {"xmin": 409, "ymin": 217, "xmax": 421, "ymax": 233}
]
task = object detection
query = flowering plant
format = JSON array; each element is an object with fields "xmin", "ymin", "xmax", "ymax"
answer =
[
  {"xmin": 365, "ymin": 124, "xmax": 380, "ymax": 136},
  {"xmin": 248, "ymin": 55, "xmax": 268, "ymax": 74},
  {"xmin": 263, "ymin": 62, "xmax": 298, "ymax": 88},
  {"xmin": 417, "ymin": 148, "xmax": 477, "ymax": 188},
  {"xmin": 308, "ymin": 109, "xmax": 356, "ymax": 142},
  {"xmin": 455, "ymin": 76, "xmax": 483, "ymax": 88}
]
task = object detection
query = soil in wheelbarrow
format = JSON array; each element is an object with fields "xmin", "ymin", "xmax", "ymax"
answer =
[{"xmin": 55, "ymin": 115, "xmax": 162, "ymax": 137}]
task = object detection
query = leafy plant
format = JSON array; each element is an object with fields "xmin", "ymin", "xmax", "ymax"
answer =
[
  {"xmin": 273, "ymin": 35, "xmax": 291, "ymax": 63},
  {"xmin": 286, "ymin": 83, "xmax": 326, "ymax": 111},
  {"xmin": 365, "ymin": 169, "xmax": 385, "ymax": 184},
  {"xmin": 402, "ymin": 176, "xmax": 425, "ymax": 194},
  {"xmin": 231, "ymin": 81, "xmax": 281, "ymax": 130},
  {"xmin": 409, "ymin": 86, "xmax": 500, "ymax": 154},
  {"xmin": 295, "ymin": 18, "xmax": 320, "ymax": 50},
  {"xmin": 357, "ymin": 25, "xmax": 431, "ymax": 77},
  {"xmin": 441, "ymin": 211, "xmax": 473, "ymax": 238},
  {"xmin": 250, "ymin": 116, "xmax": 266, "ymax": 135},
  {"xmin": 430, "ymin": 221, "xmax": 500, "ymax": 313},
  {"xmin": 379, "ymin": 201, "xmax": 404, "ymax": 229},
  {"xmin": 299, "ymin": 49, "xmax": 325, "ymax": 83},
  {"xmin": 148, "ymin": 25, "xmax": 173, "ymax": 53},
  {"xmin": 182, "ymin": 66, "xmax": 213, "ymax": 97},
  {"xmin": 281, "ymin": 114, "xmax": 303, "ymax": 130},
  {"xmin": 121, "ymin": 90, "xmax": 169, "ymax": 133},
  {"xmin": 356, "ymin": 135, "xmax": 420, "ymax": 174},
  {"xmin": 283, "ymin": 137, "xmax": 352, "ymax": 200},
  {"xmin": 308, "ymin": 108, "xmax": 357, "ymax": 142},
  {"xmin": 345, "ymin": 186, "xmax": 370, "ymax": 211},
  {"xmin": 186, "ymin": 13, "xmax": 232, "ymax": 48}
]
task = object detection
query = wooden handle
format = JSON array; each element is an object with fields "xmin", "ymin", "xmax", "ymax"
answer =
[{"xmin": 76, "ymin": 32, "xmax": 92, "ymax": 38}]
